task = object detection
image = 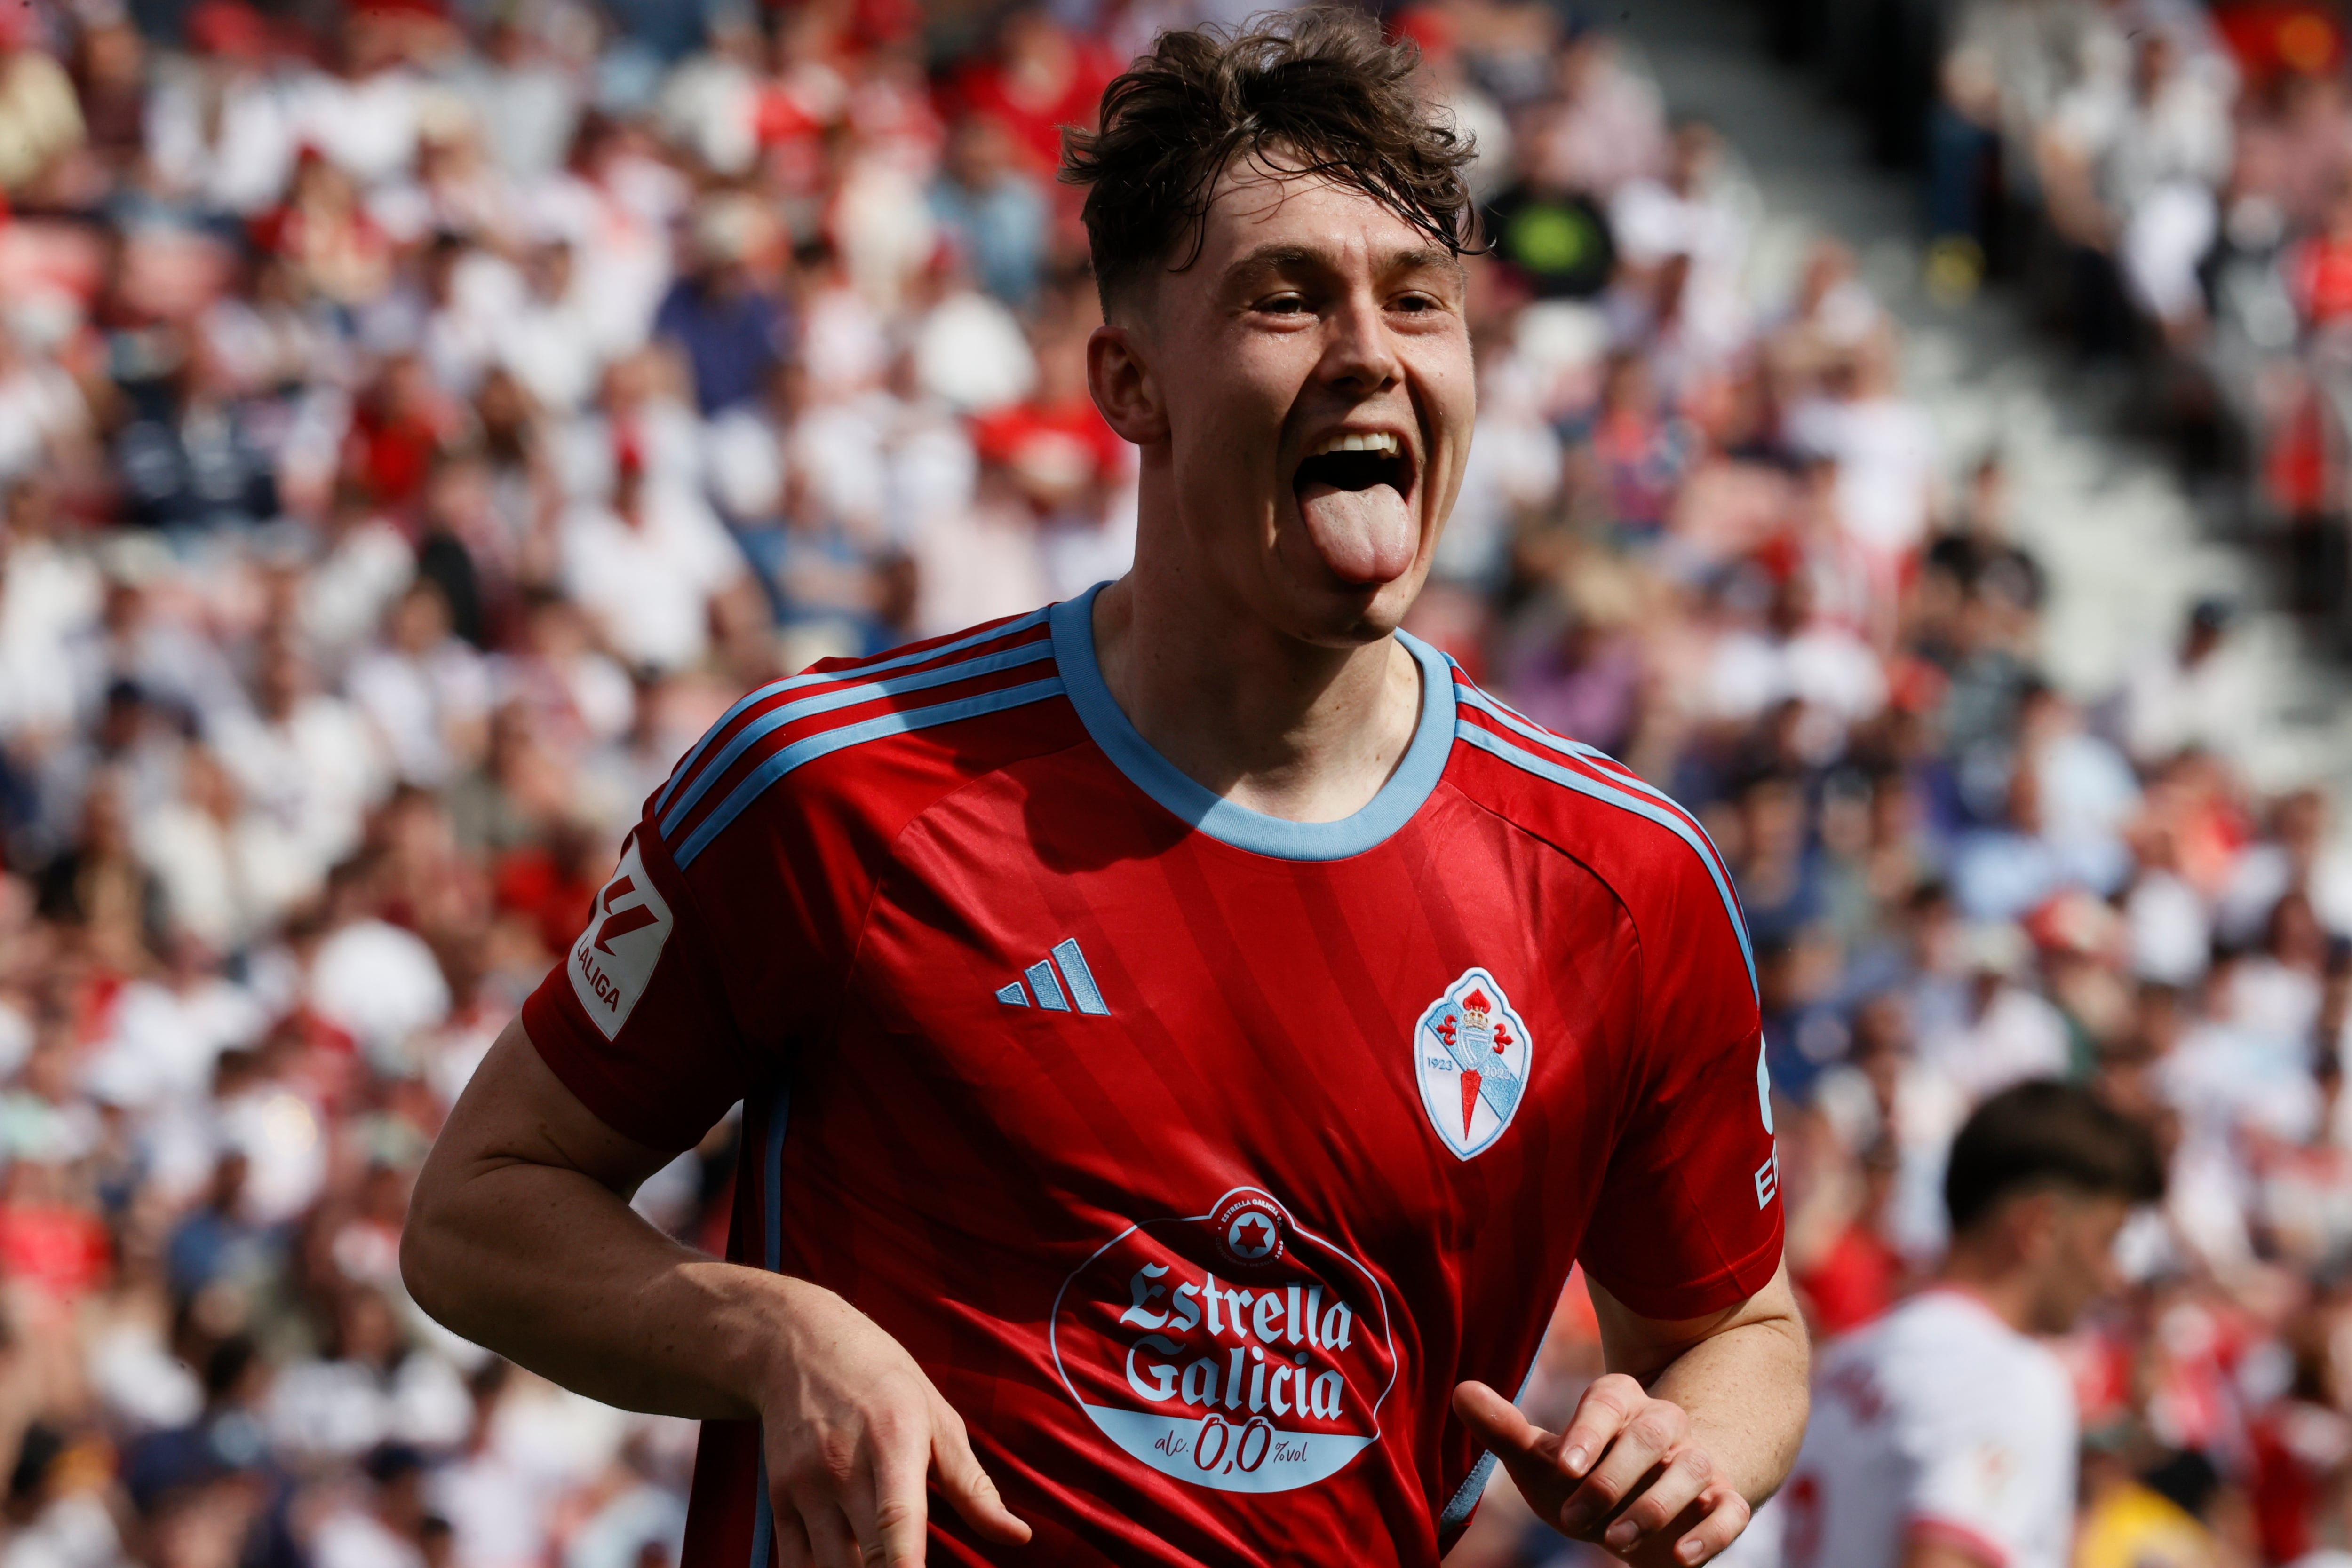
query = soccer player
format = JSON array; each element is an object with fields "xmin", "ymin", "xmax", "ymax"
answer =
[
  {"xmin": 399, "ymin": 12, "xmax": 1809, "ymax": 1567},
  {"xmin": 1770, "ymin": 1082, "xmax": 2163, "ymax": 1568}
]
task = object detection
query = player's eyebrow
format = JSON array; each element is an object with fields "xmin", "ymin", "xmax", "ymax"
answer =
[
  {"xmin": 1220, "ymin": 241, "xmax": 1467, "ymax": 289},
  {"xmin": 1386, "ymin": 246, "xmax": 1468, "ymax": 284}
]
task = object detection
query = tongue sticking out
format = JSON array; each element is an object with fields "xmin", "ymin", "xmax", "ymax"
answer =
[{"xmin": 1296, "ymin": 477, "xmax": 1416, "ymax": 586}]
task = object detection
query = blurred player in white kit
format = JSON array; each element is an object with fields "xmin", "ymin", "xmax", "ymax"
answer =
[{"xmin": 1748, "ymin": 1081, "xmax": 2162, "ymax": 1568}]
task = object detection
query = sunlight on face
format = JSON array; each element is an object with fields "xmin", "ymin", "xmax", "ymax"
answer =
[{"xmin": 1128, "ymin": 156, "xmax": 1476, "ymax": 646}]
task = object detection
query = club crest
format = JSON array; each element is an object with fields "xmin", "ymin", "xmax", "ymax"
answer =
[{"xmin": 1413, "ymin": 967, "xmax": 1533, "ymax": 1159}]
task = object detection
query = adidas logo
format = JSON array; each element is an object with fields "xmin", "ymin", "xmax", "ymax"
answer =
[{"xmin": 996, "ymin": 938, "xmax": 1110, "ymax": 1015}]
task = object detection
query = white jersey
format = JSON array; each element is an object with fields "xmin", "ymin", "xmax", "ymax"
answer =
[{"xmin": 1773, "ymin": 1289, "xmax": 2078, "ymax": 1568}]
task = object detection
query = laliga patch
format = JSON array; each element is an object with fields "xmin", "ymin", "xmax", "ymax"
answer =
[
  {"xmin": 1414, "ymin": 967, "xmax": 1532, "ymax": 1159},
  {"xmin": 1050, "ymin": 1187, "xmax": 1396, "ymax": 1494},
  {"xmin": 568, "ymin": 837, "xmax": 674, "ymax": 1040}
]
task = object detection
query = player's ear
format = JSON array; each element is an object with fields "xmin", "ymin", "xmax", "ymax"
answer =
[
  {"xmin": 1088, "ymin": 321, "xmax": 1168, "ymax": 447},
  {"xmin": 2007, "ymin": 1188, "xmax": 2061, "ymax": 1266}
]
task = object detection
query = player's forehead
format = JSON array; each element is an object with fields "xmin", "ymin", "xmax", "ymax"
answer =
[{"xmin": 1189, "ymin": 154, "xmax": 1465, "ymax": 296}]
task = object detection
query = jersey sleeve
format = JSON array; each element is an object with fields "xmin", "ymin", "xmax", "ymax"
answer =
[
  {"xmin": 1577, "ymin": 846, "xmax": 1784, "ymax": 1320},
  {"xmin": 1905, "ymin": 1357, "xmax": 2076, "ymax": 1567},
  {"xmin": 521, "ymin": 816, "xmax": 770, "ymax": 1152}
]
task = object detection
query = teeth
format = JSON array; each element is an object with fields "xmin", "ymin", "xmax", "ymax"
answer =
[{"xmin": 1309, "ymin": 432, "xmax": 1402, "ymax": 458}]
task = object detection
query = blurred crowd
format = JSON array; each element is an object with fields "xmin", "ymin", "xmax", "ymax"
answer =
[
  {"xmin": 1928, "ymin": 0, "xmax": 2352, "ymax": 631},
  {"xmin": 0, "ymin": 0, "xmax": 2349, "ymax": 1566}
]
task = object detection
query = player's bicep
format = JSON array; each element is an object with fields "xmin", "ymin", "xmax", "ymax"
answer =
[{"xmin": 427, "ymin": 1016, "xmax": 680, "ymax": 1198}]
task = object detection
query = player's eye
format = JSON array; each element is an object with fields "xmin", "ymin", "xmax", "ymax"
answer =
[
  {"xmin": 1256, "ymin": 293, "xmax": 1310, "ymax": 315},
  {"xmin": 1392, "ymin": 292, "xmax": 1440, "ymax": 314}
]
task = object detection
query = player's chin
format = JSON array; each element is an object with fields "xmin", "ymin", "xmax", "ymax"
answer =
[
  {"xmin": 1278, "ymin": 566, "xmax": 1429, "ymax": 648},
  {"xmin": 1269, "ymin": 505, "xmax": 1432, "ymax": 638}
]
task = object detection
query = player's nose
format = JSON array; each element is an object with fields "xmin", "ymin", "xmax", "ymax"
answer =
[{"xmin": 1315, "ymin": 287, "xmax": 1402, "ymax": 394}]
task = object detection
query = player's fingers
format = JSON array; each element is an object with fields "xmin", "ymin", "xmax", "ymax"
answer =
[
  {"xmin": 790, "ymin": 1495, "xmax": 862, "ymax": 1568},
  {"xmin": 1556, "ymin": 1397, "xmax": 1688, "ymax": 1537},
  {"xmin": 1450, "ymin": 1381, "xmax": 1549, "ymax": 1461},
  {"xmin": 845, "ymin": 1418, "xmax": 931, "ymax": 1568},
  {"xmin": 1597, "ymin": 1443, "xmax": 1716, "ymax": 1556},
  {"xmin": 1666, "ymin": 1487, "xmax": 1752, "ymax": 1566},
  {"xmin": 1554, "ymin": 1373, "xmax": 1647, "ymax": 1479},
  {"xmin": 772, "ymin": 1507, "xmax": 816, "ymax": 1568},
  {"xmin": 930, "ymin": 1399, "xmax": 1033, "ymax": 1544}
]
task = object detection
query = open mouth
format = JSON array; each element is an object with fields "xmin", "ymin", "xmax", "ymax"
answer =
[
  {"xmin": 1291, "ymin": 432, "xmax": 1414, "ymax": 502},
  {"xmin": 1288, "ymin": 429, "xmax": 1421, "ymax": 586}
]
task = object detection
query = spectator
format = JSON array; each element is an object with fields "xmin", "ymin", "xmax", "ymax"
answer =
[
  {"xmin": 649, "ymin": 197, "xmax": 788, "ymax": 419},
  {"xmin": 927, "ymin": 113, "xmax": 1048, "ymax": 313},
  {"xmin": 2120, "ymin": 599, "xmax": 2259, "ymax": 767}
]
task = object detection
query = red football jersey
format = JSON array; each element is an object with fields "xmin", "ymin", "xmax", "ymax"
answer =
[{"xmin": 523, "ymin": 587, "xmax": 1783, "ymax": 1567}]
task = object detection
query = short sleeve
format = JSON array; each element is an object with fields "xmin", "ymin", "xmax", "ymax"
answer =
[
  {"xmin": 1577, "ymin": 855, "xmax": 1783, "ymax": 1320},
  {"xmin": 1906, "ymin": 1359, "xmax": 2076, "ymax": 1567},
  {"xmin": 521, "ymin": 819, "xmax": 764, "ymax": 1153}
]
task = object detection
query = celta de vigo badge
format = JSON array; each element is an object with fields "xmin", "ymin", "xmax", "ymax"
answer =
[{"xmin": 1414, "ymin": 967, "xmax": 1532, "ymax": 1159}]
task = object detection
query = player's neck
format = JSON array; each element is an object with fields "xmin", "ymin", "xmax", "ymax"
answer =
[
  {"xmin": 1932, "ymin": 1249, "xmax": 2038, "ymax": 1336},
  {"xmin": 1090, "ymin": 574, "xmax": 1423, "ymax": 824}
]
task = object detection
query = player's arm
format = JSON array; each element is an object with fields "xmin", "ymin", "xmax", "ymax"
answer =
[
  {"xmin": 400, "ymin": 1017, "xmax": 1030, "ymax": 1568},
  {"xmin": 1454, "ymin": 1261, "xmax": 1809, "ymax": 1568}
]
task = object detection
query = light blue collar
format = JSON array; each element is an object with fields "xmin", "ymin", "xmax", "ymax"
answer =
[{"xmin": 1048, "ymin": 584, "xmax": 1455, "ymax": 861}]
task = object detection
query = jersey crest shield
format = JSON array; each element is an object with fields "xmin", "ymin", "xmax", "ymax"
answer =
[{"xmin": 1413, "ymin": 967, "xmax": 1533, "ymax": 1159}]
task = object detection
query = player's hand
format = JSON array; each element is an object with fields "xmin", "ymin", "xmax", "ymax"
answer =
[
  {"xmin": 758, "ymin": 1277, "xmax": 1031, "ymax": 1568},
  {"xmin": 1453, "ymin": 1376, "xmax": 1748, "ymax": 1567}
]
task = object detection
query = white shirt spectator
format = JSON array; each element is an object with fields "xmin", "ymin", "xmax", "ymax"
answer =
[
  {"xmin": 1440, "ymin": 355, "xmax": 1563, "ymax": 586},
  {"xmin": 2119, "ymin": 635, "xmax": 2257, "ymax": 766},
  {"xmin": 141, "ymin": 797, "xmax": 315, "ymax": 952},
  {"xmin": 80, "ymin": 975, "xmax": 265, "ymax": 1110},
  {"xmin": 310, "ymin": 1509, "xmax": 422, "ymax": 1568},
  {"xmin": 2166, "ymin": 1014, "xmax": 2321, "ymax": 1145},
  {"xmin": 144, "ymin": 60, "xmax": 299, "ymax": 215},
  {"xmin": 310, "ymin": 917, "xmax": 452, "ymax": 1074},
  {"xmin": 560, "ymin": 484, "xmax": 745, "ymax": 674},
  {"xmin": 907, "ymin": 500, "xmax": 1052, "ymax": 641},
  {"xmin": 788, "ymin": 391, "xmax": 897, "ymax": 532},
  {"xmin": 1918, "ymin": 983, "xmax": 2071, "ymax": 1099},
  {"xmin": 431, "ymin": 1446, "xmax": 555, "ymax": 1568},
  {"xmin": 0, "ymin": 347, "xmax": 89, "ymax": 487},
  {"xmin": 2127, "ymin": 867, "xmax": 2213, "ymax": 985},
  {"xmin": 796, "ymin": 280, "xmax": 892, "ymax": 399},
  {"xmin": 0, "ymin": 529, "xmax": 102, "ymax": 741},
  {"xmin": 1770, "ymin": 1288, "xmax": 2077, "ymax": 1568},
  {"xmin": 211, "ymin": 687, "xmax": 387, "ymax": 882},
  {"xmin": 1786, "ymin": 393, "xmax": 1939, "ymax": 559},
  {"xmin": 0, "ymin": 1492, "xmax": 126, "ymax": 1568},
  {"xmin": 493, "ymin": 250, "xmax": 610, "ymax": 416},
  {"xmin": 292, "ymin": 66, "xmax": 422, "ymax": 188},
  {"xmin": 303, "ymin": 513, "xmax": 417, "ymax": 676},
  {"xmin": 912, "ymin": 287, "xmax": 1036, "ymax": 414},
  {"xmin": 348, "ymin": 597, "xmax": 493, "ymax": 790},
  {"xmin": 216, "ymin": 1079, "xmax": 327, "ymax": 1226},
  {"xmin": 1706, "ymin": 624, "xmax": 1888, "ymax": 739}
]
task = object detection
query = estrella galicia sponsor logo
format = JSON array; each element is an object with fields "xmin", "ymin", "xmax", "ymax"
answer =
[
  {"xmin": 1049, "ymin": 1187, "xmax": 1396, "ymax": 1495},
  {"xmin": 568, "ymin": 836, "xmax": 674, "ymax": 1040},
  {"xmin": 1413, "ymin": 966, "xmax": 1533, "ymax": 1159}
]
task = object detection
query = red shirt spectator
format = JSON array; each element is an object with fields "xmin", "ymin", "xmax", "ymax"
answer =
[{"xmin": 942, "ymin": 10, "xmax": 1118, "ymax": 173}]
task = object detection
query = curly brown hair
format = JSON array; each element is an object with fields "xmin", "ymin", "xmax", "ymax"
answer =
[{"xmin": 1060, "ymin": 8, "xmax": 1480, "ymax": 314}]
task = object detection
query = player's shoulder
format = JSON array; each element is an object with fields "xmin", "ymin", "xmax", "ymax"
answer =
[
  {"xmin": 644, "ymin": 605, "xmax": 1080, "ymax": 872},
  {"xmin": 1441, "ymin": 655, "xmax": 1751, "ymax": 971},
  {"xmin": 1862, "ymin": 1291, "xmax": 2070, "ymax": 1411}
]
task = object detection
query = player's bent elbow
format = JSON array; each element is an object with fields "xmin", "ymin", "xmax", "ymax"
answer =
[{"xmin": 397, "ymin": 1156, "xmax": 465, "ymax": 1330}]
